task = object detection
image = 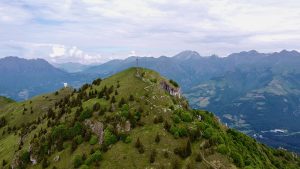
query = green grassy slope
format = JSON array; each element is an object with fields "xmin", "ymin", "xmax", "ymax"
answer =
[
  {"xmin": 0, "ymin": 68, "xmax": 299, "ymax": 169},
  {"xmin": 0, "ymin": 96, "xmax": 14, "ymax": 108}
]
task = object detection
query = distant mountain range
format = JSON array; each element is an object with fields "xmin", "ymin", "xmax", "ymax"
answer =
[
  {"xmin": 0, "ymin": 56, "xmax": 95, "ymax": 100},
  {"xmin": 1, "ymin": 50, "xmax": 300, "ymax": 152}
]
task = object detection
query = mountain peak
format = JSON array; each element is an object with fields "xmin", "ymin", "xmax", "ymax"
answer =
[
  {"xmin": 277, "ymin": 49, "xmax": 300, "ymax": 56},
  {"xmin": 173, "ymin": 50, "xmax": 201, "ymax": 60}
]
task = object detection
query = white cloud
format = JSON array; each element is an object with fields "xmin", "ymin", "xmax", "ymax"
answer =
[
  {"xmin": 1, "ymin": 0, "xmax": 300, "ymax": 63},
  {"xmin": 50, "ymin": 45, "xmax": 66, "ymax": 58}
]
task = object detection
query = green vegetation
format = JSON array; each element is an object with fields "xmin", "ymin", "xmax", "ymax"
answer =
[
  {"xmin": 0, "ymin": 68, "xmax": 299, "ymax": 169},
  {"xmin": 169, "ymin": 79, "xmax": 179, "ymax": 88}
]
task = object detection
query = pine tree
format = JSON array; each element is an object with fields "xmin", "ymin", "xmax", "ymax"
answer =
[
  {"xmin": 71, "ymin": 139, "xmax": 78, "ymax": 152},
  {"xmin": 150, "ymin": 149, "xmax": 157, "ymax": 163},
  {"xmin": 118, "ymin": 97, "xmax": 126, "ymax": 107},
  {"xmin": 155, "ymin": 133, "xmax": 160, "ymax": 143},
  {"xmin": 42, "ymin": 158, "xmax": 49, "ymax": 168},
  {"xmin": 184, "ymin": 139, "xmax": 192, "ymax": 158},
  {"xmin": 111, "ymin": 96, "xmax": 116, "ymax": 103},
  {"xmin": 129, "ymin": 94, "xmax": 134, "ymax": 101},
  {"xmin": 135, "ymin": 137, "xmax": 144, "ymax": 154}
]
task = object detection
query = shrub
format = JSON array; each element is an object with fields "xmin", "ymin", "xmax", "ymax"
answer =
[
  {"xmin": 203, "ymin": 127, "xmax": 214, "ymax": 139},
  {"xmin": 217, "ymin": 144, "xmax": 229, "ymax": 155},
  {"xmin": 170, "ymin": 125, "xmax": 188, "ymax": 138},
  {"xmin": 92, "ymin": 78, "xmax": 102, "ymax": 85},
  {"xmin": 75, "ymin": 135, "xmax": 83, "ymax": 144},
  {"xmin": 134, "ymin": 111, "xmax": 141, "ymax": 121},
  {"xmin": 210, "ymin": 134, "xmax": 224, "ymax": 145},
  {"xmin": 0, "ymin": 117, "xmax": 7, "ymax": 128},
  {"xmin": 121, "ymin": 109, "xmax": 129, "ymax": 119},
  {"xmin": 150, "ymin": 78, "xmax": 157, "ymax": 83},
  {"xmin": 93, "ymin": 103, "xmax": 101, "ymax": 111},
  {"xmin": 20, "ymin": 151, "xmax": 30, "ymax": 164},
  {"xmin": 74, "ymin": 155, "xmax": 83, "ymax": 168},
  {"xmin": 85, "ymin": 150, "xmax": 102, "ymax": 165},
  {"xmin": 89, "ymin": 135, "xmax": 98, "ymax": 145},
  {"xmin": 181, "ymin": 112, "xmax": 193, "ymax": 122},
  {"xmin": 52, "ymin": 125, "xmax": 68, "ymax": 140},
  {"xmin": 124, "ymin": 136, "xmax": 132, "ymax": 143},
  {"xmin": 231, "ymin": 152, "xmax": 244, "ymax": 167},
  {"xmin": 79, "ymin": 164, "xmax": 90, "ymax": 169},
  {"xmin": 68, "ymin": 122, "xmax": 84, "ymax": 138},
  {"xmin": 103, "ymin": 129, "xmax": 117, "ymax": 146},
  {"xmin": 172, "ymin": 114, "xmax": 181, "ymax": 123},
  {"xmin": 174, "ymin": 139, "xmax": 192, "ymax": 158},
  {"xmin": 79, "ymin": 109, "xmax": 92, "ymax": 121},
  {"xmin": 169, "ymin": 79, "xmax": 179, "ymax": 87}
]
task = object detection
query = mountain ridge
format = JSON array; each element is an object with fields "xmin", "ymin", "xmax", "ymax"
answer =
[{"xmin": 0, "ymin": 68, "xmax": 299, "ymax": 169}]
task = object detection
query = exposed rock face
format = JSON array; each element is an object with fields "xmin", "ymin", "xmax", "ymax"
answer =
[
  {"xmin": 85, "ymin": 119, "xmax": 104, "ymax": 144},
  {"xmin": 116, "ymin": 120, "xmax": 131, "ymax": 134},
  {"xmin": 125, "ymin": 120, "xmax": 131, "ymax": 132},
  {"xmin": 53, "ymin": 155, "xmax": 60, "ymax": 162},
  {"xmin": 160, "ymin": 81, "xmax": 181, "ymax": 97},
  {"xmin": 10, "ymin": 155, "xmax": 19, "ymax": 169},
  {"xmin": 30, "ymin": 155, "xmax": 37, "ymax": 165}
]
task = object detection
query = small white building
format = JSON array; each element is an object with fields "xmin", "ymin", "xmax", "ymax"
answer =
[{"xmin": 63, "ymin": 83, "xmax": 68, "ymax": 88}]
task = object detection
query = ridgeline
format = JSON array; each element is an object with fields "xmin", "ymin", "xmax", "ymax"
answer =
[{"xmin": 0, "ymin": 68, "xmax": 299, "ymax": 169}]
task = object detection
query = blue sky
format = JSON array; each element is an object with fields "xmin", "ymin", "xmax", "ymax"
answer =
[{"xmin": 1, "ymin": 0, "xmax": 300, "ymax": 64}]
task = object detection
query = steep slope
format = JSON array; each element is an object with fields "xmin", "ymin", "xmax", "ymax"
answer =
[
  {"xmin": 0, "ymin": 57, "xmax": 95, "ymax": 100},
  {"xmin": 82, "ymin": 50, "xmax": 300, "ymax": 153},
  {"xmin": 0, "ymin": 68, "xmax": 299, "ymax": 169}
]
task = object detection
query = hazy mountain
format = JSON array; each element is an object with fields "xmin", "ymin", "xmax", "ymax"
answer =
[
  {"xmin": 0, "ymin": 68, "xmax": 298, "ymax": 169},
  {"xmin": 0, "ymin": 57, "xmax": 95, "ymax": 100},
  {"xmin": 83, "ymin": 50, "xmax": 226, "ymax": 89},
  {"xmin": 82, "ymin": 50, "xmax": 300, "ymax": 152},
  {"xmin": 54, "ymin": 62, "xmax": 91, "ymax": 73}
]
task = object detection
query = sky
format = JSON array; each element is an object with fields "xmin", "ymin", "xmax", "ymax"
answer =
[{"xmin": 1, "ymin": 0, "xmax": 300, "ymax": 64}]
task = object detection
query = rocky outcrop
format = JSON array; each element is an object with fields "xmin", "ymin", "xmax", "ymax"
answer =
[
  {"xmin": 116, "ymin": 120, "xmax": 131, "ymax": 134},
  {"xmin": 85, "ymin": 119, "xmax": 104, "ymax": 144},
  {"xmin": 160, "ymin": 81, "xmax": 181, "ymax": 97}
]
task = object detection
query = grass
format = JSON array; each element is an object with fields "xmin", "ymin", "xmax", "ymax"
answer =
[{"xmin": 0, "ymin": 67, "xmax": 299, "ymax": 169}]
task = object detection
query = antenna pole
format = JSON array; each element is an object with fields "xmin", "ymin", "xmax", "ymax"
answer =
[{"xmin": 136, "ymin": 57, "xmax": 139, "ymax": 76}]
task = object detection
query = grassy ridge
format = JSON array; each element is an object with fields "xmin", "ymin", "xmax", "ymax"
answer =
[
  {"xmin": 0, "ymin": 68, "xmax": 299, "ymax": 169},
  {"xmin": 0, "ymin": 96, "xmax": 14, "ymax": 108}
]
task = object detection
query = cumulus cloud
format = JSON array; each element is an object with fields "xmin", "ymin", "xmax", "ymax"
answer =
[
  {"xmin": 1, "ymin": 0, "xmax": 300, "ymax": 63},
  {"xmin": 50, "ymin": 45, "xmax": 66, "ymax": 58}
]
